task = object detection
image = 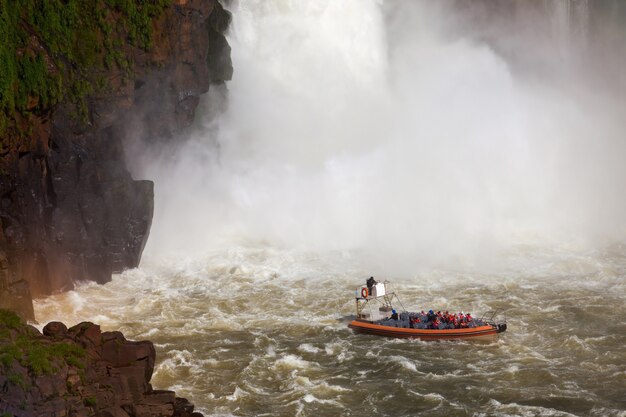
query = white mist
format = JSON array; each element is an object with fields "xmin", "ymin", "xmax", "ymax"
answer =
[{"xmin": 133, "ymin": 0, "xmax": 626, "ymax": 276}]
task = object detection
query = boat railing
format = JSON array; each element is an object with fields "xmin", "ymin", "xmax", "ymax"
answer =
[
  {"xmin": 479, "ymin": 310, "xmax": 507, "ymax": 331},
  {"xmin": 355, "ymin": 281, "xmax": 389, "ymax": 300},
  {"xmin": 354, "ymin": 281, "xmax": 406, "ymax": 322}
]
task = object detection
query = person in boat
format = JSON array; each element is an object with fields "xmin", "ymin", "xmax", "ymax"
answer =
[
  {"xmin": 366, "ymin": 276, "xmax": 377, "ymax": 290},
  {"xmin": 390, "ymin": 309, "xmax": 398, "ymax": 320},
  {"xmin": 431, "ymin": 316, "xmax": 440, "ymax": 329},
  {"xmin": 427, "ymin": 309, "xmax": 436, "ymax": 323}
]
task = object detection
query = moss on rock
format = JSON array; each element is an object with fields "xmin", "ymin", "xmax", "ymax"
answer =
[
  {"xmin": 0, "ymin": 0, "xmax": 170, "ymax": 136},
  {"xmin": 0, "ymin": 309, "xmax": 86, "ymax": 377}
]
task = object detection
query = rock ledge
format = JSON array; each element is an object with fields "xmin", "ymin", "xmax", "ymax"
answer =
[{"xmin": 0, "ymin": 311, "xmax": 201, "ymax": 417}]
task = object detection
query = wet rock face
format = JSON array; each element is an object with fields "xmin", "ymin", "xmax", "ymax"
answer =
[
  {"xmin": 0, "ymin": 251, "xmax": 34, "ymax": 320},
  {"xmin": 0, "ymin": 1, "xmax": 232, "ymax": 319},
  {"xmin": 0, "ymin": 316, "xmax": 203, "ymax": 417},
  {"xmin": 0, "ymin": 125, "xmax": 155, "ymax": 301},
  {"xmin": 126, "ymin": 0, "xmax": 233, "ymax": 141}
]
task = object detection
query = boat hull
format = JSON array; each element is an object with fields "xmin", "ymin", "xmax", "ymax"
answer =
[{"xmin": 348, "ymin": 320, "xmax": 503, "ymax": 340}]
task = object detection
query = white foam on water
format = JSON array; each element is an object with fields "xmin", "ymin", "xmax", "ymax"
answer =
[
  {"xmin": 422, "ymin": 392, "xmax": 446, "ymax": 402},
  {"xmin": 272, "ymin": 354, "xmax": 315, "ymax": 371},
  {"xmin": 505, "ymin": 365, "xmax": 520, "ymax": 374},
  {"xmin": 421, "ymin": 370, "xmax": 465, "ymax": 381},
  {"xmin": 589, "ymin": 409, "xmax": 626, "ymax": 417},
  {"xmin": 486, "ymin": 399, "xmax": 581, "ymax": 417},
  {"xmin": 294, "ymin": 376, "xmax": 350, "ymax": 395},
  {"xmin": 154, "ymin": 350, "xmax": 195, "ymax": 375},
  {"xmin": 297, "ymin": 344, "xmax": 321, "ymax": 354},
  {"xmin": 298, "ymin": 393, "xmax": 343, "ymax": 407},
  {"xmin": 386, "ymin": 355, "xmax": 419, "ymax": 373},
  {"xmin": 225, "ymin": 387, "xmax": 249, "ymax": 402}
]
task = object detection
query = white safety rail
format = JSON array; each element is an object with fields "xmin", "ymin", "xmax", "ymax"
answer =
[
  {"xmin": 354, "ymin": 281, "xmax": 403, "ymax": 322},
  {"xmin": 355, "ymin": 282, "xmax": 387, "ymax": 299}
]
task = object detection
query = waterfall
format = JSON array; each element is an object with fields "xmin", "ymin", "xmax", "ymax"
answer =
[{"xmin": 127, "ymin": 0, "xmax": 626, "ymax": 274}]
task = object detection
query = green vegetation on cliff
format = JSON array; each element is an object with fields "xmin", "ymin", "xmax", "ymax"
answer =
[
  {"xmin": 0, "ymin": 309, "xmax": 85, "ymax": 378},
  {"xmin": 0, "ymin": 0, "xmax": 170, "ymax": 135},
  {"xmin": 0, "ymin": 309, "xmax": 21, "ymax": 329}
]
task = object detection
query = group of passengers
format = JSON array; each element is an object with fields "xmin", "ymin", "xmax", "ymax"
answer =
[
  {"xmin": 387, "ymin": 309, "xmax": 484, "ymax": 329},
  {"xmin": 365, "ymin": 278, "xmax": 484, "ymax": 329},
  {"xmin": 410, "ymin": 310, "xmax": 480, "ymax": 329}
]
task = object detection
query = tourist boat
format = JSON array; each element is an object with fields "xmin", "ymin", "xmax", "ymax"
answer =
[{"xmin": 348, "ymin": 279, "xmax": 507, "ymax": 339}]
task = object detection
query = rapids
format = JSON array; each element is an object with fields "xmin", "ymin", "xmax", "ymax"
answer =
[
  {"xmin": 34, "ymin": 245, "xmax": 626, "ymax": 416},
  {"xmin": 35, "ymin": 0, "xmax": 626, "ymax": 416}
]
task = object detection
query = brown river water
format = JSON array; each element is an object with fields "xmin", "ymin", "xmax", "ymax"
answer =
[{"xmin": 34, "ymin": 245, "xmax": 626, "ymax": 416}]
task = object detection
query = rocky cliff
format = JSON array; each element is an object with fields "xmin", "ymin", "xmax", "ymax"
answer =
[
  {"xmin": 0, "ymin": 310, "xmax": 204, "ymax": 417},
  {"xmin": 0, "ymin": 0, "xmax": 232, "ymax": 320}
]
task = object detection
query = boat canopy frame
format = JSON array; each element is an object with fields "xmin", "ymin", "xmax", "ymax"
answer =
[
  {"xmin": 354, "ymin": 281, "xmax": 407, "ymax": 321},
  {"xmin": 477, "ymin": 310, "xmax": 507, "ymax": 328}
]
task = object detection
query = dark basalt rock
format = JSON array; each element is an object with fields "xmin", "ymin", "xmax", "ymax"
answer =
[
  {"xmin": 0, "ymin": 316, "xmax": 204, "ymax": 417},
  {"xmin": 0, "ymin": 250, "xmax": 34, "ymax": 320},
  {"xmin": 0, "ymin": 0, "xmax": 233, "ymax": 320},
  {"xmin": 42, "ymin": 321, "xmax": 68, "ymax": 339}
]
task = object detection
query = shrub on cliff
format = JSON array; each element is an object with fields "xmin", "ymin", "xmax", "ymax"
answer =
[
  {"xmin": 0, "ymin": 309, "xmax": 86, "ymax": 378},
  {"xmin": 0, "ymin": 309, "xmax": 21, "ymax": 330}
]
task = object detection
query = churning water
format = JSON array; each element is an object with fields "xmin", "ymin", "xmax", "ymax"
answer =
[
  {"xmin": 34, "ymin": 245, "xmax": 626, "ymax": 416},
  {"xmin": 37, "ymin": 0, "xmax": 626, "ymax": 416}
]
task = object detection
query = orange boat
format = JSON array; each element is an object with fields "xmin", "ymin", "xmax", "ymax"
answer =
[{"xmin": 348, "ymin": 279, "xmax": 507, "ymax": 340}]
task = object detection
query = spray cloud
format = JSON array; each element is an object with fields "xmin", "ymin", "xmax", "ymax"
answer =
[{"xmin": 129, "ymin": 0, "xmax": 626, "ymax": 275}]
